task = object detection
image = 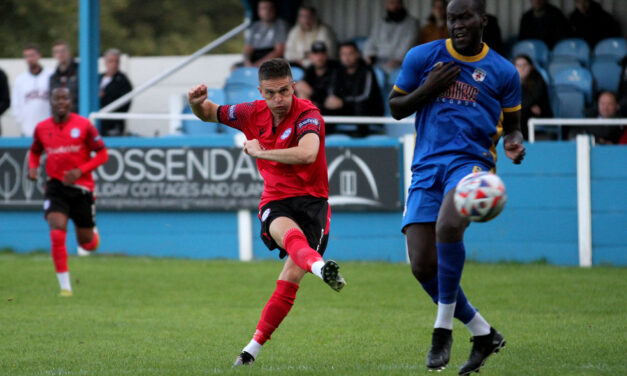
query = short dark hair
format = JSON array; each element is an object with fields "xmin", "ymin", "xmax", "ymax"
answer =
[
  {"xmin": 258, "ymin": 58, "xmax": 292, "ymax": 81},
  {"xmin": 23, "ymin": 43, "xmax": 40, "ymax": 53},
  {"xmin": 339, "ymin": 41, "xmax": 359, "ymax": 51}
]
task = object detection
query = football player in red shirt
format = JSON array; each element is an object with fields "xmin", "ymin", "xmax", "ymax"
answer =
[
  {"xmin": 188, "ymin": 58, "xmax": 345, "ymax": 366},
  {"xmin": 28, "ymin": 87, "xmax": 108, "ymax": 297}
]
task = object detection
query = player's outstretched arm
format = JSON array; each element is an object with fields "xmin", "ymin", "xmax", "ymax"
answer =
[
  {"xmin": 244, "ymin": 133, "xmax": 319, "ymax": 165},
  {"xmin": 188, "ymin": 84, "xmax": 219, "ymax": 123},
  {"xmin": 389, "ymin": 62, "xmax": 460, "ymax": 120},
  {"xmin": 502, "ymin": 110, "xmax": 525, "ymax": 164}
]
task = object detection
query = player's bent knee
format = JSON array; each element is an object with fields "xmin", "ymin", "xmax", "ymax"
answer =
[
  {"xmin": 435, "ymin": 217, "xmax": 466, "ymax": 242},
  {"xmin": 411, "ymin": 263, "xmax": 437, "ymax": 283},
  {"xmin": 79, "ymin": 230, "xmax": 100, "ymax": 251}
]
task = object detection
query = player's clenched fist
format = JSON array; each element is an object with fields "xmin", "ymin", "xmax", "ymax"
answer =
[
  {"xmin": 243, "ymin": 139, "xmax": 264, "ymax": 158},
  {"xmin": 188, "ymin": 84, "xmax": 208, "ymax": 105}
]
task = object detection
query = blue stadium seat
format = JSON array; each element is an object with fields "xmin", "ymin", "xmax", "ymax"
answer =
[
  {"xmin": 224, "ymin": 85, "xmax": 261, "ymax": 104},
  {"xmin": 385, "ymin": 123, "xmax": 414, "ymax": 138},
  {"xmin": 552, "ymin": 67, "xmax": 593, "ymax": 103},
  {"xmin": 511, "ymin": 39, "xmax": 550, "ymax": 67},
  {"xmin": 593, "ymin": 37, "xmax": 627, "ymax": 61},
  {"xmin": 591, "ymin": 57, "xmax": 622, "ymax": 93},
  {"xmin": 291, "ymin": 66, "xmax": 304, "ymax": 82},
  {"xmin": 536, "ymin": 65, "xmax": 550, "ymax": 84},
  {"xmin": 548, "ymin": 59, "xmax": 581, "ymax": 80},
  {"xmin": 551, "ymin": 38, "xmax": 590, "ymax": 66},
  {"xmin": 181, "ymin": 88, "xmax": 226, "ymax": 135},
  {"xmin": 351, "ymin": 36, "xmax": 369, "ymax": 55},
  {"xmin": 226, "ymin": 67, "xmax": 259, "ymax": 86},
  {"xmin": 551, "ymin": 86, "xmax": 586, "ymax": 118},
  {"xmin": 372, "ymin": 66, "xmax": 388, "ymax": 104}
]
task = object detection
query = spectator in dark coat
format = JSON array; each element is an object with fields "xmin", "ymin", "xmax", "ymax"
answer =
[
  {"xmin": 519, "ymin": 0, "xmax": 570, "ymax": 49},
  {"xmin": 569, "ymin": 0, "xmax": 620, "ymax": 49},
  {"xmin": 0, "ymin": 68, "xmax": 10, "ymax": 135},
  {"xmin": 50, "ymin": 40, "xmax": 79, "ymax": 113},
  {"xmin": 294, "ymin": 41, "xmax": 341, "ymax": 114},
  {"xmin": 99, "ymin": 49, "xmax": 133, "ymax": 136},
  {"xmin": 514, "ymin": 54, "xmax": 553, "ymax": 140},
  {"xmin": 325, "ymin": 42, "xmax": 384, "ymax": 137},
  {"xmin": 483, "ymin": 14, "xmax": 504, "ymax": 56}
]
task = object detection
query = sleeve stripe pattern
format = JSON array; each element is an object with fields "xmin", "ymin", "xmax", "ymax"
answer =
[
  {"xmin": 502, "ymin": 104, "xmax": 522, "ymax": 113},
  {"xmin": 393, "ymin": 85, "xmax": 408, "ymax": 94}
]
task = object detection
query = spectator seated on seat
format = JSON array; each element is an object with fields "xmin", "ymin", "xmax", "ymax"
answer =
[
  {"xmin": 284, "ymin": 6, "xmax": 336, "ymax": 68},
  {"xmin": 364, "ymin": 0, "xmax": 419, "ymax": 74},
  {"xmin": 239, "ymin": 0, "xmax": 288, "ymax": 68},
  {"xmin": 295, "ymin": 41, "xmax": 341, "ymax": 115},
  {"xmin": 570, "ymin": 91, "xmax": 624, "ymax": 144},
  {"xmin": 519, "ymin": 0, "xmax": 570, "ymax": 49},
  {"xmin": 515, "ymin": 54, "xmax": 553, "ymax": 140},
  {"xmin": 324, "ymin": 42, "xmax": 384, "ymax": 137}
]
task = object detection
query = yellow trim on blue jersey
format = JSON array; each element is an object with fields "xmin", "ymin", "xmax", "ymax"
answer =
[
  {"xmin": 489, "ymin": 111, "xmax": 504, "ymax": 165},
  {"xmin": 502, "ymin": 104, "xmax": 522, "ymax": 113},
  {"xmin": 445, "ymin": 39, "xmax": 490, "ymax": 62},
  {"xmin": 393, "ymin": 85, "xmax": 408, "ymax": 94}
]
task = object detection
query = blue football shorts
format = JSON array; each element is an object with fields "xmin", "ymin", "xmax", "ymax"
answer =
[{"xmin": 401, "ymin": 159, "xmax": 492, "ymax": 230}]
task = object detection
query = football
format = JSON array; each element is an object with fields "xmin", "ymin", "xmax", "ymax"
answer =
[{"xmin": 454, "ymin": 172, "xmax": 507, "ymax": 222}]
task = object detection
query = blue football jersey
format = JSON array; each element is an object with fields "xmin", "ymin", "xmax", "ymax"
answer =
[{"xmin": 394, "ymin": 39, "xmax": 521, "ymax": 170}]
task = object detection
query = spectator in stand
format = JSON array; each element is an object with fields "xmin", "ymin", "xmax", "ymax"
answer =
[
  {"xmin": 419, "ymin": 0, "xmax": 448, "ymax": 45},
  {"xmin": 241, "ymin": 0, "xmax": 289, "ymax": 67},
  {"xmin": 364, "ymin": 0, "xmax": 419, "ymax": 73},
  {"xmin": 519, "ymin": 0, "xmax": 570, "ymax": 49},
  {"xmin": 325, "ymin": 42, "xmax": 384, "ymax": 137},
  {"xmin": 99, "ymin": 49, "xmax": 133, "ymax": 136},
  {"xmin": 285, "ymin": 6, "xmax": 336, "ymax": 68},
  {"xmin": 483, "ymin": 14, "xmax": 504, "ymax": 55},
  {"xmin": 514, "ymin": 54, "xmax": 553, "ymax": 140},
  {"xmin": 12, "ymin": 44, "xmax": 54, "ymax": 137},
  {"xmin": 569, "ymin": 0, "xmax": 620, "ymax": 49},
  {"xmin": 0, "ymin": 68, "xmax": 9, "ymax": 136},
  {"xmin": 50, "ymin": 40, "xmax": 79, "ymax": 113},
  {"xmin": 572, "ymin": 91, "xmax": 624, "ymax": 144},
  {"xmin": 295, "ymin": 41, "xmax": 341, "ymax": 114}
]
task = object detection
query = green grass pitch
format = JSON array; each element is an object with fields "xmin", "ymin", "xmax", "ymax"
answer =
[{"xmin": 1, "ymin": 253, "xmax": 625, "ymax": 375}]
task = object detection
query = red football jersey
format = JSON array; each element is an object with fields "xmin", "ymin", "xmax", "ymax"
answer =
[
  {"xmin": 217, "ymin": 96, "xmax": 329, "ymax": 209},
  {"xmin": 30, "ymin": 113, "xmax": 106, "ymax": 192}
]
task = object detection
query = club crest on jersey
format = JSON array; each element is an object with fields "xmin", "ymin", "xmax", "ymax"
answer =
[
  {"xmin": 298, "ymin": 118, "xmax": 320, "ymax": 130},
  {"xmin": 70, "ymin": 128, "xmax": 80, "ymax": 138},
  {"xmin": 280, "ymin": 128, "xmax": 292, "ymax": 140},
  {"xmin": 228, "ymin": 105, "xmax": 237, "ymax": 121},
  {"xmin": 472, "ymin": 68, "xmax": 487, "ymax": 82}
]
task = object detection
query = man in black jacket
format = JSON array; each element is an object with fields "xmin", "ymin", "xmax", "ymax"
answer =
[
  {"xmin": 518, "ymin": 0, "xmax": 570, "ymax": 49},
  {"xmin": 50, "ymin": 41, "xmax": 79, "ymax": 113},
  {"xmin": 0, "ymin": 68, "xmax": 10, "ymax": 136},
  {"xmin": 325, "ymin": 41, "xmax": 384, "ymax": 137},
  {"xmin": 99, "ymin": 49, "xmax": 133, "ymax": 136}
]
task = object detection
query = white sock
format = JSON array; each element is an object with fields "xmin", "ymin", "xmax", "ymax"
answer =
[
  {"xmin": 311, "ymin": 260, "xmax": 324, "ymax": 279},
  {"xmin": 465, "ymin": 311, "xmax": 491, "ymax": 336},
  {"xmin": 243, "ymin": 339, "xmax": 261, "ymax": 359},
  {"xmin": 434, "ymin": 302, "xmax": 456, "ymax": 330},
  {"xmin": 56, "ymin": 272, "xmax": 71, "ymax": 291}
]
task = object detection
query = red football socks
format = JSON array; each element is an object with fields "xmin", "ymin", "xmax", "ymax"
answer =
[
  {"xmin": 50, "ymin": 229, "xmax": 68, "ymax": 273},
  {"xmin": 253, "ymin": 280, "xmax": 299, "ymax": 345},
  {"xmin": 80, "ymin": 230, "xmax": 100, "ymax": 251},
  {"xmin": 282, "ymin": 228, "xmax": 323, "ymax": 273}
]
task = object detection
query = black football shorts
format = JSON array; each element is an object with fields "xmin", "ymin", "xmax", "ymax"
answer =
[
  {"xmin": 44, "ymin": 179, "xmax": 96, "ymax": 228},
  {"xmin": 259, "ymin": 195, "xmax": 331, "ymax": 259}
]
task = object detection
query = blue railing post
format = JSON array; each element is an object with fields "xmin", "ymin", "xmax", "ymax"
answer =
[{"xmin": 79, "ymin": 0, "xmax": 100, "ymax": 119}]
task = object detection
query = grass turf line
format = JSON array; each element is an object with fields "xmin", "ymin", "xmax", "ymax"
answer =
[{"xmin": 0, "ymin": 254, "xmax": 625, "ymax": 375}]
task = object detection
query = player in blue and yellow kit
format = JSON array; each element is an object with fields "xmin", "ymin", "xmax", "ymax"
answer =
[{"xmin": 389, "ymin": 0, "xmax": 525, "ymax": 374}]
